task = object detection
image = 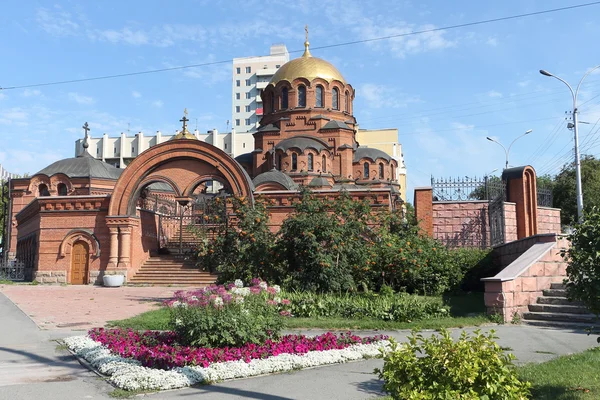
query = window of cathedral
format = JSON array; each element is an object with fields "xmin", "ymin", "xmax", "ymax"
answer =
[
  {"xmin": 316, "ymin": 86, "xmax": 324, "ymax": 108},
  {"xmin": 38, "ymin": 184, "xmax": 50, "ymax": 197},
  {"xmin": 322, "ymin": 155, "xmax": 327, "ymax": 172},
  {"xmin": 292, "ymin": 153, "xmax": 298, "ymax": 170},
  {"xmin": 379, "ymin": 163, "xmax": 384, "ymax": 179},
  {"xmin": 270, "ymin": 93, "xmax": 275, "ymax": 112},
  {"xmin": 57, "ymin": 183, "xmax": 68, "ymax": 196},
  {"xmin": 363, "ymin": 163, "xmax": 369, "ymax": 179},
  {"xmin": 345, "ymin": 91, "xmax": 350, "ymax": 112},
  {"xmin": 281, "ymin": 87, "xmax": 288, "ymax": 109},
  {"xmin": 332, "ymin": 88, "xmax": 339, "ymax": 110},
  {"xmin": 391, "ymin": 165, "xmax": 396, "ymax": 180},
  {"xmin": 278, "ymin": 154, "xmax": 282, "ymax": 170},
  {"xmin": 307, "ymin": 153, "xmax": 314, "ymax": 171},
  {"xmin": 298, "ymin": 86, "xmax": 306, "ymax": 107}
]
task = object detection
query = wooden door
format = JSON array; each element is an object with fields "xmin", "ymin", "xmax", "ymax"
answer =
[{"xmin": 71, "ymin": 241, "xmax": 89, "ymax": 285}]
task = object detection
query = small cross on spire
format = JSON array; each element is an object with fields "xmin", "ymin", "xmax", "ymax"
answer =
[
  {"xmin": 303, "ymin": 25, "xmax": 311, "ymax": 57},
  {"xmin": 82, "ymin": 122, "xmax": 90, "ymax": 137},
  {"xmin": 180, "ymin": 109, "xmax": 189, "ymax": 132},
  {"xmin": 305, "ymin": 25, "xmax": 309, "ymax": 42}
]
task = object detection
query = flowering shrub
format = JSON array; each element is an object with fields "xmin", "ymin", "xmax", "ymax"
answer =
[
  {"xmin": 87, "ymin": 327, "xmax": 388, "ymax": 370},
  {"xmin": 166, "ymin": 279, "xmax": 287, "ymax": 348}
]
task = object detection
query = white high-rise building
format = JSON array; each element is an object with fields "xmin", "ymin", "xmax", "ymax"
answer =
[{"xmin": 231, "ymin": 44, "xmax": 289, "ymax": 134}]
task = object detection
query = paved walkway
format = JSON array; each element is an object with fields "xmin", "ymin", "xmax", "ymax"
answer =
[
  {"xmin": 0, "ymin": 285, "xmax": 598, "ymax": 399},
  {"xmin": 0, "ymin": 284, "xmax": 188, "ymax": 330}
]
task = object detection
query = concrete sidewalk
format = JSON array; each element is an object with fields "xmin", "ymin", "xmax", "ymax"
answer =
[{"xmin": 0, "ymin": 288, "xmax": 598, "ymax": 400}]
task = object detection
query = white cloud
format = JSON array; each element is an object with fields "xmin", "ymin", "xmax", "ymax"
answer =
[
  {"xmin": 0, "ymin": 93, "xmax": 6, "ymax": 101},
  {"xmin": 151, "ymin": 100, "xmax": 163, "ymax": 108},
  {"xmin": 22, "ymin": 89, "xmax": 42, "ymax": 97},
  {"xmin": 35, "ymin": 7, "xmax": 79, "ymax": 36},
  {"xmin": 518, "ymin": 80, "xmax": 531, "ymax": 87},
  {"xmin": 132, "ymin": 91, "xmax": 142, "ymax": 98},
  {"xmin": 68, "ymin": 92, "xmax": 95, "ymax": 105},
  {"xmin": 0, "ymin": 107, "xmax": 28, "ymax": 125},
  {"xmin": 487, "ymin": 90, "xmax": 503, "ymax": 98},
  {"xmin": 359, "ymin": 83, "xmax": 421, "ymax": 109},
  {"xmin": 486, "ymin": 37, "xmax": 498, "ymax": 47},
  {"xmin": 89, "ymin": 28, "xmax": 149, "ymax": 46}
]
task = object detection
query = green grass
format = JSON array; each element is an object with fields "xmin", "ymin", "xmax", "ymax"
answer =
[
  {"xmin": 0, "ymin": 279, "xmax": 15, "ymax": 285},
  {"xmin": 107, "ymin": 307, "xmax": 170, "ymax": 330},
  {"xmin": 518, "ymin": 347, "xmax": 600, "ymax": 399}
]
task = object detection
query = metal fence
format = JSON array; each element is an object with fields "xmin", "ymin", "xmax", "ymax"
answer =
[
  {"xmin": 431, "ymin": 176, "xmax": 504, "ymax": 202},
  {"xmin": 0, "ymin": 260, "xmax": 25, "ymax": 281},
  {"xmin": 537, "ymin": 186, "xmax": 553, "ymax": 208}
]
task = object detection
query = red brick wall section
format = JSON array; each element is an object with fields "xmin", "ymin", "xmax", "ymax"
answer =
[
  {"xmin": 129, "ymin": 210, "xmax": 159, "ymax": 280},
  {"xmin": 414, "ymin": 188, "xmax": 433, "ymax": 237},
  {"xmin": 432, "ymin": 201, "xmax": 489, "ymax": 244},
  {"xmin": 504, "ymin": 202, "xmax": 517, "ymax": 243},
  {"xmin": 484, "ymin": 234, "xmax": 568, "ymax": 322},
  {"xmin": 537, "ymin": 207, "xmax": 561, "ymax": 235}
]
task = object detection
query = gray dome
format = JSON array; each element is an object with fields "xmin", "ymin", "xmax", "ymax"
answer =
[
  {"xmin": 353, "ymin": 147, "xmax": 392, "ymax": 163},
  {"xmin": 253, "ymin": 169, "xmax": 298, "ymax": 190},
  {"xmin": 308, "ymin": 176, "xmax": 333, "ymax": 188},
  {"xmin": 275, "ymin": 136, "xmax": 329, "ymax": 153},
  {"xmin": 235, "ymin": 152, "xmax": 253, "ymax": 165},
  {"xmin": 35, "ymin": 152, "xmax": 123, "ymax": 180}
]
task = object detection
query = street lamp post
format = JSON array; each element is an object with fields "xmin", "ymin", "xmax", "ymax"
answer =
[
  {"xmin": 540, "ymin": 65, "xmax": 600, "ymax": 222},
  {"xmin": 486, "ymin": 130, "xmax": 533, "ymax": 170}
]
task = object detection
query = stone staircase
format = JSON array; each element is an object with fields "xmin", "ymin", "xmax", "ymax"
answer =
[
  {"xmin": 129, "ymin": 224, "xmax": 218, "ymax": 286},
  {"xmin": 522, "ymin": 283, "xmax": 599, "ymax": 328}
]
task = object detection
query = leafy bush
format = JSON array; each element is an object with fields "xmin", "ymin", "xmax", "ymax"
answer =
[
  {"xmin": 449, "ymin": 247, "xmax": 496, "ymax": 292},
  {"xmin": 167, "ymin": 279, "xmax": 286, "ymax": 348},
  {"xmin": 562, "ymin": 208, "xmax": 600, "ymax": 316},
  {"xmin": 376, "ymin": 329, "xmax": 531, "ymax": 399},
  {"xmin": 282, "ymin": 292, "xmax": 447, "ymax": 321}
]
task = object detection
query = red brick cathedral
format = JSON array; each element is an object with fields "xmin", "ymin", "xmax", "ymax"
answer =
[{"xmin": 6, "ymin": 38, "xmax": 402, "ymax": 285}]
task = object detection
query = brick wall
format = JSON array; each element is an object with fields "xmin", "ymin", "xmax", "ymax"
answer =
[
  {"xmin": 432, "ymin": 201, "xmax": 489, "ymax": 246},
  {"xmin": 537, "ymin": 206, "xmax": 561, "ymax": 235},
  {"xmin": 504, "ymin": 202, "xmax": 517, "ymax": 243},
  {"xmin": 414, "ymin": 188, "xmax": 433, "ymax": 236}
]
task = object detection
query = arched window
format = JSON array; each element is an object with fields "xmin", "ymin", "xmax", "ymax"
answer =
[
  {"xmin": 307, "ymin": 153, "xmax": 314, "ymax": 171},
  {"xmin": 379, "ymin": 163, "xmax": 384, "ymax": 179},
  {"xmin": 270, "ymin": 93, "xmax": 275, "ymax": 112},
  {"xmin": 322, "ymin": 155, "xmax": 327, "ymax": 172},
  {"xmin": 281, "ymin": 87, "xmax": 288, "ymax": 109},
  {"xmin": 277, "ymin": 154, "xmax": 282, "ymax": 170},
  {"xmin": 57, "ymin": 183, "xmax": 68, "ymax": 196},
  {"xmin": 292, "ymin": 153, "xmax": 298, "ymax": 170},
  {"xmin": 391, "ymin": 165, "xmax": 396, "ymax": 181},
  {"xmin": 363, "ymin": 163, "xmax": 370, "ymax": 179},
  {"xmin": 332, "ymin": 88, "xmax": 339, "ymax": 110},
  {"xmin": 316, "ymin": 86, "xmax": 323, "ymax": 107},
  {"xmin": 38, "ymin": 184, "xmax": 50, "ymax": 197},
  {"xmin": 345, "ymin": 91, "xmax": 350, "ymax": 112},
  {"xmin": 297, "ymin": 86, "xmax": 306, "ymax": 107}
]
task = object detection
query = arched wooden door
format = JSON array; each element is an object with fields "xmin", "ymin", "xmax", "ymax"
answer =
[{"xmin": 71, "ymin": 241, "xmax": 89, "ymax": 285}]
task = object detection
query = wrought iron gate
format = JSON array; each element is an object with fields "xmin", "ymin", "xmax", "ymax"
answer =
[{"xmin": 488, "ymin": 191, "xmax": 505, "ymax": 247}]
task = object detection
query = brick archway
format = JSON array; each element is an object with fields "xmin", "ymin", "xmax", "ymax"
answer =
[{"xmin": 108, "ymin": 139, "xmax": 254, "ymax": 216}]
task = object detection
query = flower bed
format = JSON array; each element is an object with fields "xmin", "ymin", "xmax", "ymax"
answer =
[{"xmin": 64, "ymin": 329, "xmax": 390, "ymax": 391}]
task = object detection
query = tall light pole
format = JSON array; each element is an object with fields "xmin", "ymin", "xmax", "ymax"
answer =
[
  {"xmin": 540, "ymin": 65, "xmax": 600, "ymax": 222},
  {"xmin": 486, "ymin": 130, "xmax": 533, "ymax": 169}
]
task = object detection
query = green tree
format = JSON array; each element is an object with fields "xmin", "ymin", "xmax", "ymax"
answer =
[
  {"xmin": 468, "ymin": 176, "xmax": 502, "ymax": 200},
  {"xmin": 553, "ymin": 155, "xmax": 600, "ymax": 225}
]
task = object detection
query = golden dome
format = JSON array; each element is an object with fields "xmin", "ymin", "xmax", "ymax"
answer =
[{"xmin": 270, "ymin": 40, "xmax": 346, "ymax": 85}]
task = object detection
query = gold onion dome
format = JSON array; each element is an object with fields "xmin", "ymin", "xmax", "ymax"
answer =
[{"xmin": 270, "ymin": 32, "xmax": 346, "ymax": 85}]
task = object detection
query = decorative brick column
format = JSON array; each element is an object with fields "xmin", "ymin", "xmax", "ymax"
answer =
[
  {"xmin": 502, "ymin": 166, "xmax": 538, "ymax": 240},
  {"xmin": 414, "ymin": 187, "xmax": 433, "ymax": 237},
  {"xmin": 107, "ymin": 227, "xmax": 119, "ymax": 269},
  {"xmin": 118, "ymin": 226, "xmax": 132, "ymax": 270}
]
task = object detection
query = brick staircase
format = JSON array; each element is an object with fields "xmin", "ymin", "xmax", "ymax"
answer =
[
  {"xmin": 129, "ymin": 224, "xmax": 218, "ymax": 286},
  {"xmin": 522, "ymin": 283, "xmax": 599, "ymax": 328}
]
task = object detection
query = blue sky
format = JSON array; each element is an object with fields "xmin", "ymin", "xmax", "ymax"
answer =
[{"xmin": 2, "ymin": 1, "xmax": 600, "ymax": 202}]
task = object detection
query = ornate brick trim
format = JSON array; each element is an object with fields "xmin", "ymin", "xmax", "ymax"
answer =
[{"xmin": 59, "ymin": 229, "xmax": 101, "ymax": 258}]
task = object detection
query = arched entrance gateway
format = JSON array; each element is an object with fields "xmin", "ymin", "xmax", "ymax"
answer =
[{"xmin": 106, "ymin": 137, "xmax": 254, "ymax": 273}]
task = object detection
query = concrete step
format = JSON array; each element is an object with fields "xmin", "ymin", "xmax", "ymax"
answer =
[
  {"xmin": 528, "ymin": 304, "xmax": 590, "ymax": 314},
  {"xmin": 522, "ymin": 319, "xmax": 600, "ymax": 329},
  {"xmin": 550, "ymin": 282, "xmax": 566, "ymax": 290},
  {"xmin": 523, "ymin": 311, "xmax": 599, "ymax": 324},
  {"xmin": 542, "ymin": 288, "xmax": 567, "ymax": 297},
  {"xmin": 537, "ymin": 296, "xmax": 584, "ymax": 306}
]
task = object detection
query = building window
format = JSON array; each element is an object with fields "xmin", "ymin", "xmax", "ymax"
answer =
[
  {"xmin": 307, "ymin": 153, "xmax": 314, "ymax": 171},
  {"xmin": 245, "ymin": 118, "xmax": 251, "ymax": 125},
  {"xmin": 245, "ymin": 105, "xmax": 251, "ymax": 112},
  {"xmin": 391, "ymin": 165, "xmax": 395, "ymax": 180},
  {"xmin": 236, "ymin": 106, "xmax": 240, "ymax": 113},
  {"xmin": 114, "ymin": 147, "xmax": 117, "ymax": 155},
  {"xmin": 96, "ymin": 148, "xmax": 99, "ymax": 156},
  {"xmin": 345, "ymin": 91, "xmax": 350, "ymax": 112},
  {"xmin": 364, "ymin": 162, "xmax": 369, "ymax": 179},
  {"xmin": 276, "ymin": 64, "xmax": 280, "ymax": 68},
  {"xmin": 243, "ymin": 143, "xmax": 246, "ymax": 148},
  {"xmin": 298, "ymin": 85, "xmax": 306, "ymax": 107},
  {"xmin": 277, "ymin": 154, "xmax": 282, "ymax": 170},
  {"xmin": 38, "ymin": 184, "xmax": 50, "ymax": 197},
  {"xmin": 57, "ymin": 183, "xmax": 68, "ymax": 196},
  {"xmin": 236, "ymin": 119, "xmax": 240, "ymax": 126},
  {"xmin": 316, "ymin": 85, "xmax": 323, "ymax": 107},
  {"xmin": 236, "ymin": 80, "xmax": 241, "ymax": 87},
  {"xmin": 281, "ymin": 87, "xmax": 288, "ymax": 109},
  {"xmin": 292, "ymin": 153, "xmax": 298, "ymax": 170},
  {"xmin": 379, "ymin": 163, "xmax": 384, "ymax": 179},
  {"xmin": 270, "ymin": 94, "xmax": 275, "ymax": 112},
  {"xmin": 322, "ymin": 155, "xmax": 327, "ymax": 172},
  {"xmin": 236, "ymin": 93, "xmax": 241, "ymax": 100},
  {"xmin": 246, "ymin": 66, "xmax": 251, "ymax": 73},
  {"xmin": 224, "ymin": 143, "xmax": 228, "ymax": 149},
  {"xmin": 132, "ymin": 147, "xmax": 135, "ymax": 154},
  {"xmin": 245, "ymin": 79, "xmax": 251, "ymax": 86},
  {"xmin": 246, "ymin": 92, "xmax": 251, "ymax": 99},
  {"xmin": 332, "ymin": 88, "xmax": 339, "ymax": 110},
  {"xmin": 236, "ymin": 67, "xmax": 241, "ymax": 74}
]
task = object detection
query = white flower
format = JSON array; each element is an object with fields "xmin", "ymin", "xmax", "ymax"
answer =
[
  {"xmin": 272, "ymin": 285, "xmax": 281, "ymax": 294},
  {"xmin": 213, "ymin": 296, "xmax": 224, "ymax": 307},
  {"xmin": 190, "ymin": 296, "xmax": 198, "ymax": 301},
  {"xmin": 171, "ymin": 301, "xmax": 187, "ymax": 308},
  {"xmin": 273, "ymin": 297, "xmax": 281, "ymax": 304},
  {"xmin": 234, "ymin": 279, "xmax": 244, "ymax": 288},
  {"xmin": 231, "ymin": 287, "xmax": 250, "ymax": 296},
  {"xmin": 241, "ymin": 308, "xmax": 250, "ymax": 315},
  {"xmin": 235, "ymin": 296, "xmax": 244, "ymax": 304},
  {"xmin": 175, "ymin": 318, "xmax": 183, "ymax": 326},
  {"xmin": 259, "ymin": 282, "xmax": 268, "ymax": 290}
]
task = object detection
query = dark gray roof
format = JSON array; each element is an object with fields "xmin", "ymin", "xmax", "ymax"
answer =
[
  {"xmin": 146, "ymin": 182, "xmax": 175, "ymax": 192},
  {"xmin": 257, "ymin": 124, "xmax": 280, "ymax": 132},
  {"xmin": 36, "ymin": 152, "xmax": 123, "ymax": 180},
  {"xmin": 235, "ymin": 152, "xmax": 253, "ymax": 165},
  {"xmin": 353, "ymin": 146, "xmax": 393, "ymax": 163},
  {"xmin": 234, "ymin": 159, "xmax": 255, "ymax": 191},
  {"xmin": 252, "ymin": 169, "xmax": 298, "ymax": 190},
  {"xmin": 275, "ymin": 136, "xmax": 329, "ymax": 152},
  {"xmin": 321, "ymin": 120, "xmax": 352, "ymax": 130},
  {"xmin": 309, "ymin": 114, "xmax": 330, "ymax": 120},
  {"xmin": 308, "ymin": 176, "xmax": 333, "ymax": 188},
  {"xmin": 338, "ymin": 144, "xmax": 353, "ymax": 150}
]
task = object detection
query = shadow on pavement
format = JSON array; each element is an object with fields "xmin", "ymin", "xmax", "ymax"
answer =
[
  {"xmin": 176, "ymin": 384, "xmax": 296, "ymax": 399},
  {"xmin": 0, "ymin": 346, "xmax": 80, "ymax": 370},
  {"xmin": 354, "ymin": 378, "xmax": 385, "ymax": 397}
]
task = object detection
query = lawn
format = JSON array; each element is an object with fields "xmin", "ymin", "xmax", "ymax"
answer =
[{"xmin": 107, "ymin": 292, "xmax": 494, "ymax": 331}]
